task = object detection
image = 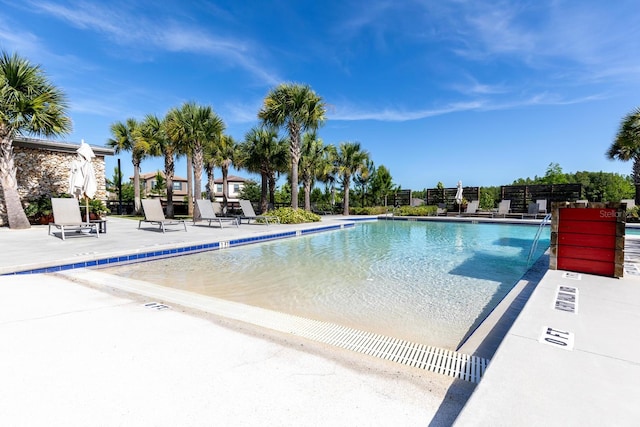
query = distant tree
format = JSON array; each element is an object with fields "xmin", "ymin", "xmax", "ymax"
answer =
[
  {"xmin": 299, "ymin": 132, "xmax": 327, "ymax": 211},
  {"xmin": 0, "ymin": 51, "xmax": 72, "ymax": 229},
  {"xmin": 335, "ymin": 142, "xmax": 370, "ymax": 215},
  {"xmin": 541, "ymin": 162, "xmax": 569, "ymax": 184},
  {"xmin": 106, "ymin": 166, "xmax": 123, "ymax": 198},
  {"xmin": 108, "ymin": 118, "xmax": 148, "ymax": 214},
  {"xmin": 353, "ymin": 159, "xmax": 375, "ymax": 207},
  {"xmin": 370, "ymin": 165, "xmax": 394, "ymax": 206},
  {"xmin": 607, "ymin": 107, "xmax": 640, "ymax": 203},
  {"xmin": 480, "ymin": 187, "xmax": 499, "ymax": 210},
  {"xmin": 151, "ymin": 170, "xmax": 166, "ymax": 195},
  {"xmin": 258, "ymin": 83, "xmax": 326, "ymax": 209},
  {"xmin": 238, "ymin": 180, "xmax": 261, "ymax": 203}
]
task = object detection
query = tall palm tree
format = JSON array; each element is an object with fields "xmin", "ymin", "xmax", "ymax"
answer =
[
  {"xmin": 242, "ymin": 126, "xmax": 288, "ymax": 212},
  {"xmin": 166, "ymin": 102, "xmax": 225, "ymax": 218},
  {"xmin": 203, "ymin": 133, "xmax": 221, "ymax": 202},
  {"xmin": 299, "ymin": 132, "xmax": 326, "ymax": 211},
  {"xmin": 354, "ymin": 159, "xmax": 375, "ymax": 208},
  {"xmin": 258, "ymin": 83, "xmax": 326, "ymax": 209},
  {"xmin": 0, "ymin": 51, "xmax": 72, "ymax": 229},
  {"xmin": 607, "ymin": 107, "xmax": 640, "ymax": 203},
  {"xmin": 136, "ymin": 114, "xmax": 177, "ymax": 217},
  {"xmin": 107, "ymin": 118, "xmax": 148, "ymax": 215},
  {"xmin": 318, "ymin": 144, "xmax": 339, "ymax": 209},
  {"xmin": 335, "ymin": 142, "xmax": 370, "ymax": 215}
]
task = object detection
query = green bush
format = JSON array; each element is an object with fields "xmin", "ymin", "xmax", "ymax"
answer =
[
  {"xmin": 394, "ymin": 205, "xmax": 436, "ymax": 216},
  {"xmin": 348, "ymin": 205, "xmax": 438, "ymax": 216},
  {"xmin": 349, "ymin": 206, "xmax": 389, "ymax": 215},
  {"xmin": 267, "ymin": 207, "xmax": 321, "ymax": 224},
  {"xmin": 627, "ymin": 206, "xmax": 640, "ymax": 223}
]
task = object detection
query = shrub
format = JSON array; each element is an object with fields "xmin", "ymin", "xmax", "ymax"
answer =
[{"xmin": 267, "ymin": 207, "xmax": 321, "ymax": 224}]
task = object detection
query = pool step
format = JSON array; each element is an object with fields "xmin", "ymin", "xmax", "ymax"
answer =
[{"xmin": 58, "ymin": 269, "xmax": 489, "ymax": 383}]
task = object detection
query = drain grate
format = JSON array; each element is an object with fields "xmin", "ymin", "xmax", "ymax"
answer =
[{"xmin": 241, "ymin": 308, "xmax": 488, "ymax": 383}]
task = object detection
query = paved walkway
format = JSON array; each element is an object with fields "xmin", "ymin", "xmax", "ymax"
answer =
[{"xmin": 1, "ymin": 216, "xmax": 639, "ymax": 425}]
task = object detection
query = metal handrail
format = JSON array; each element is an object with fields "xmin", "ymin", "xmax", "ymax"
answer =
[{"xmin": 527, "ymin": 213, "xmax": 552, "ymax": 266}]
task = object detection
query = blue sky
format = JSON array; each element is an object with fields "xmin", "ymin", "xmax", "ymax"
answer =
[{"xmin": 2, "ymin": 0, "xmax": 639, "ymax": 191}]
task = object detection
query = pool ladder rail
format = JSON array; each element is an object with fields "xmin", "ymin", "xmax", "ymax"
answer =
[{"xmin": 527, "ymin": 213, "xmax": 551, "ymax": 266}]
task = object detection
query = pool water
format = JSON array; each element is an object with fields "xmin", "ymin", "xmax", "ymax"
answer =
[{"xmin": 104, "ymin": 220, "xmax": 550, "ymax": 349}]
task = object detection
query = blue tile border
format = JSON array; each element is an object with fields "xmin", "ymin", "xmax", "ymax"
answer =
[{"xmin": 4, "ymin": 222, "xmax": 353, "ymax": 275}]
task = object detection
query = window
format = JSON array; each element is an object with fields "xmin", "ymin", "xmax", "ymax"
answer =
[
  {"xmin": 172, "ymin": 182, "xmax": 182, "ymax": 191},
  {"xmin": 233, "ymin": 184, "xmax": 240, "ymax": 194},
  {"xmin": 216, "ymin": 184, "xmax": 223, "ymax": 193}
]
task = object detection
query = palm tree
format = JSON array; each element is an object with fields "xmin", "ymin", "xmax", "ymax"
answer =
[
  {"xmin": 136, "ymin": 114, "xmax": 177, "ymax": 217},
  {"xmin": 217, "ymin": 135, "xmax": 239, "ymax": 209},
  {"xmin": 203, "ymin": 134, "xmax": 221, "ymax": 202},
  {"xmin": 335, "ymin": 142, "xmax": 370, "ymax": 215},
  {"xmin": 242, "ymin": 126, "xmax": 288, "ymax": 212},
  {"xmin": 166, "ymin": 102, "xmax": 225, "ymax": 218},
  {"xmin": 107, "ymin": 118, "xmax": 148, "ymax": 215},
  {"xmin": 607, "ymin": 107, "xmax": 640, "ymax": 203},
  {"xmin": 0, "ymin": 51, "xmax": 72, "ymax": 229},
  {"xmin": 317, "ymin": 144, "xmax": 338, "ymax": 209},
  {"xmin": 258, "ymin": 83, "xmax": 326, "ymax": 209},
  {"xmin": 299, "ymin": 132, "xmax": 326, "ymax": 211},
  {"xmin": 354, "ymin": 159, "xmax": 375, "ymax": 208}
]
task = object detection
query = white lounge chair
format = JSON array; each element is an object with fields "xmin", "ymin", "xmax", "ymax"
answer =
[
  {"xmin": 139, "ymin": 199, "xmax": 187, "ymax": 233},
  {"xmin": 461, "ymin": 200, "xmax": 479, "ymax": 216},
  {"xmin": 194, "ymin": 199, "xmax": 238, "ymax": 228},
  {"xmin": 238, "ymin": 199, "xmax": 280, "ymax": 225},
  {"xmin": 536, "ymin": 199, "xmax": 547, "ymax": 214},
  {"xmin": 493, "ymin": 200, "xmax": 512, "ymax": 218},
  {"xmin": 49, "ymin": 197, "xmax": 99, "ymax": 240}
]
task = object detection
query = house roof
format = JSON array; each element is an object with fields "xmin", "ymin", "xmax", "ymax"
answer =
[
  {"xmin": 138, "ymin": 171, "xmax": 187, "ymax": 181},
  {"xmin": 14, "ymin": 136, "xmax": 114, "ymax": 157},
  {"xmin": 213, "ymin": 175, "xmax": 248, "ymax": 184}
]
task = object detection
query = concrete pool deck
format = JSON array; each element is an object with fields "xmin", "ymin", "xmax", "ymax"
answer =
[{"xmin": 1, "ymin": 215, "xmax": 639, "ymax": 425}]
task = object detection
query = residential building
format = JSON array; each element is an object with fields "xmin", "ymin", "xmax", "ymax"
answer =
[
  {"xmin": 213, "ymin": 175, "xmax": 248, "ymax": 202},
  {"xmin": 137, "ymin": 171, "xmax": 188, "ymax": 199}
]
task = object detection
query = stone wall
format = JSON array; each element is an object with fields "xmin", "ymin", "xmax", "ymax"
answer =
[{"xmin": 0, "ymin": 139, "xmax": 110, "ymax": 226}]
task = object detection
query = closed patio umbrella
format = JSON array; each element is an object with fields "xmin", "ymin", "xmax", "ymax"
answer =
[
  {"xmin": 68, "ymin": 140, "xmax": 97, "ymax": 223},
  {"xmin": 455, "ymin": 180, "xmax": 463, "ymax": 215}
]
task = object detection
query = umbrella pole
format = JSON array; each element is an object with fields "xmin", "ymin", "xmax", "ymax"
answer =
[{"xmin": 85, "ymin": 196, "xmax": 90, "ymax": 223}]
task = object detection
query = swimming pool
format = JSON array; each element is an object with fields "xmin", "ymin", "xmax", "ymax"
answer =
[{"xmin": 104, "ymin": 220, "xmax": 550, "ymax": 349}]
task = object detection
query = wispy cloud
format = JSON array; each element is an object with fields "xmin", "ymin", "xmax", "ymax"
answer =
[
  {"xmin": 27, "ymin": 0, "xmax": 281, "ymax": 85},
  {"xmin": 330, "ymin": 91, "xmax": 605, "ymax": 122}
]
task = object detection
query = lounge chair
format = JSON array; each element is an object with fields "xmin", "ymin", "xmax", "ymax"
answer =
[
  {"xmin": 536, "ymin": 199, "xmax": 547, "ymax": 214},
  {"xmin": 523, "ymin": 202, "xmax": 539, "ymax": 219},
  {"xmin": 238, "ymin": 199, "xmax": 280, "ymax": 225},
  {"xmin": 139, "ymin": 199, "xmax": 187, "ymax": 233},
  {"xmin": 49, "ymin": 198, "xmax": 99, "ymax": 240},
  {"xmin": 194, "ymin": 199, "xmax": 238, "ymax": 228},
  {"xmin": 436, "ymin": 203, "xmax": 447, "ymax": 216},
  {"xmin": 461, "ymin": 200, "xmax": 479, "ymax": 216},
  {"xmin": 492, "ymin": 200, "xmax": 512, "ymax": 218}
]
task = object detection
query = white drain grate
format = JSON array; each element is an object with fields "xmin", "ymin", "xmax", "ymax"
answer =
[{"xmin": 245, "ymin": 309, "xmax": 488, "ymax": 383}]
